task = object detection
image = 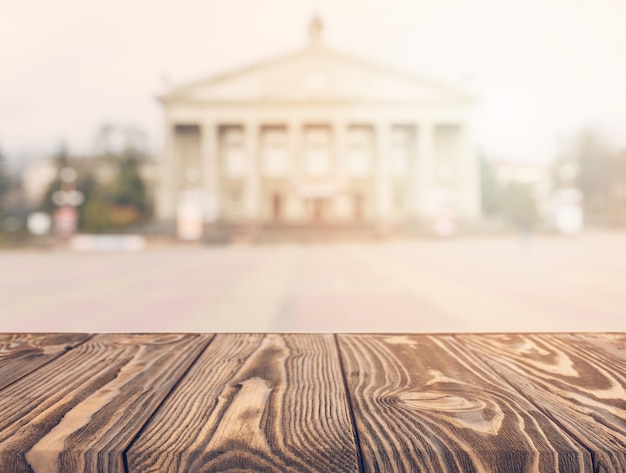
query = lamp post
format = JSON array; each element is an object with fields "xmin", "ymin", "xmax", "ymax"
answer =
[
  {"xmin": 52, "ymin": 167, "xmax": 84, "ymax": 239},
  {"xmin": 552, "ymin": 163, "xmax": 583, "ymax": 235},
  {"xmin": 176, "ymin": 167, "xmax": 205, "ymax": 241}
]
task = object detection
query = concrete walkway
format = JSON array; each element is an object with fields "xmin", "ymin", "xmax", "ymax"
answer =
[{"xmin": 1, "ymin": 231, "xmax": 625, "ymax": 333}]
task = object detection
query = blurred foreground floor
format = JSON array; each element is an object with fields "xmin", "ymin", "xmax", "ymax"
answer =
[{"xmin": 1, "ymin": 230, "xmax": 625, "ymax": 332}]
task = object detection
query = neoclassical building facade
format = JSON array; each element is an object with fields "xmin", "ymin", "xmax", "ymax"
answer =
[{"xmin": 157, "ymin": 19, "xmax": 480, "ymax": 234}]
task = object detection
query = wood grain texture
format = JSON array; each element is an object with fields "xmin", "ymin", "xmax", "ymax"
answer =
[
  {"xmin": 338, "ymin": 334, "xmax": 592, "ymax": 472},
  {"xmin": 0, "ymin": 333, "xmax": 211, "ymax": 473},
  {"xmin": 0, "ymin": 333, "xmax": 91, "ymax": 390},
  {"xmin": 571, "ymin": 333, "xmax": 626, "ymax": 372},
  {"xmin": 0, "ymin": 332, "xmax": 622, "ymax": 473},
  {"xmin": 459, "ymin": 333, "xmax": 626, "ymax": 473},
  {"xmin": 127, "ymin": 333, "xmax": 360, "ymax": 473}
]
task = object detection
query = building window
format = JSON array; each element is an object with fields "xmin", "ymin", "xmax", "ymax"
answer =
[
  {"xmin": 271, "ymin": 192, "xmax": 282, "ymax": 221},
  {"xmin": 304, "ymin": 126, "xmax": 332, "ymax": 177},
  {"xmin": 393, "ymin": 187, "xmax": 404, "ymax": 211},
  {"xmin": 390, "ymin": 125, "xmax": 414, "ymax": 177},
  {"xmin": 175, "ymin": 125, "xmax": 201, "ymax": 186},
  {"xmin": 221, "ymin": 126, "xmax": 246, "ymax": 178},
  {"xmin": 261, "ymin": 127, "xmax": 288, "ymax": 178},
  {"xmin": 347, "ymin": 126, "xmax": 373, "ymax": 178},
  {"xmin": 227, "ymin": 186, "xmax": 242, "ymax": 216},
  {"xmin": 435, "ymin": 124, "xmax": 461, "ymax": 184},
  {"xmin": 354, "ymin": 193, "xmax": 364, "ymax": 221}
]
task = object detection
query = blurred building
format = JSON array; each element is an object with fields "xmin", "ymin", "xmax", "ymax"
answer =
[
  {"xmin": 492, "ymin": 160, "xmax": 551, "ymax": 186},
  {"xmin": 157, "ymin": 18, "xmax": 480, "ymax": 234},
  {"xmin": 22, "ymin": 159, "xmax": 57, "ymax": 206}
]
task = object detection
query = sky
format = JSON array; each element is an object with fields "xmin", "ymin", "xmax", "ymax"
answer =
[{"xmin": 2, "ymin": 0, "xmax": 626, "ymax": 167}]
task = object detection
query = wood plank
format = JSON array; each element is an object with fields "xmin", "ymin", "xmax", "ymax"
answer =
[
  {"xmin": 338, "ymin": 334, "xmax": 592, "ymax": 472},
  {"xmin": 459, "ymin": 333, "xmax": 626, "ymax": 473},
  {"xmin": 0, "ymin": 333, "xmax": 211, "ymax": 473},
  {"xmin": 0, "ymin": 333, "xmax": 92, "ymax": 390},
  {"xmin": 127, "ymin": 333, "xmax": 360, "ymax": 472}
]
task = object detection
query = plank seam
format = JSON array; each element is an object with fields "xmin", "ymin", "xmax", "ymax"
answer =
[
  {"xmin": 0, "ymin": 333, "xmax": 96, "ymax": 394},
  {"xmin": 334, "ymin": 334, "xmax": 366, "ymax": 473},
  {"xmin": 453, "ymin": 334, "xmax": 599, "ymax": 473},
  {"xmin": 121, "ymin": 333, "xmax": 217, "ymax": 473}
]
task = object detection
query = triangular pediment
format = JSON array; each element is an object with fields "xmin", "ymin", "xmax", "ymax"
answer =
[{"xmin": 161, "ymin": 44, "xmax": 471, "ymax": 105}]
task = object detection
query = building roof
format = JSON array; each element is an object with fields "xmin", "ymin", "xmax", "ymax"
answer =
[{"xmin": 160, "ymin": 19, "xmax": 473, "ymax": 106}]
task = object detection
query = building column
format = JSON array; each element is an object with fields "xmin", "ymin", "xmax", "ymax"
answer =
[
  {"xmin": 416, "ymin": 120, "xmax": 434, "ymax": 218},
  {"xmin": 156, "ymin": 119, "xmax": 177, "ymax": 220},
  {"xmin": 404, "ymin": 125, "xmax": 417, "ymax": 220},
  {"xmin": 243, "ymin": 121, "xmax": 260, "ymax": 221},
  {"xmin": 287, "ymin": 119, "xmax": 300, "ymax": 183},
  {"xmin": 201, "ymin": 120, "xmax": 219, "ymax": 221},
  {"xmin": 333, "ymin": 121, "xmax": 346, "ymax": 182},
  {"xmin": 375, "ymin": 122, "xmax": 392, "ymax": 222},
  {"xmin": 332, "ymin": 121, "xmax": 347, "ymax": 222},
  {"xmin": 286, "ymin": 119, "xmax": 300, "ymax": 221},
  {"xmin": 459, "ymin": 122, "xmax": 481, "ymax": 220}
]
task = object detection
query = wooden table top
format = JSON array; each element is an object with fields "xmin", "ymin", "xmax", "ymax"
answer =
[{"xmin": 0, "ymin": 333, "xmax": 623, "ymax": 472}]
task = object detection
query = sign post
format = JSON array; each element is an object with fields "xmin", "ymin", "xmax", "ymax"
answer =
[
  {"xmin": 52, "ymin": 167, "xmax": 83, "ymax": 239},
  {"xmin": 177, "ymin": 190, "xmax": 205, "ymax": 240}
]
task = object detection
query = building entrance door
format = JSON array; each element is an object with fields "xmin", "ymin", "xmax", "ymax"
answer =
[
  {"xmin": 272, "ymin": 193, "xmax": 282, "ymax": 222},
  {"xmin": 312, "ymin": 199, "xmax": 325, "ymax": 223},
  {"xmin": 354, "ymin": 194, "xmax": 363, "ymax": 222}
]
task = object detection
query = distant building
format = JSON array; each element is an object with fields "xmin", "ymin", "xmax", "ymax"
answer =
[
  {"xmin": 490, "ymin": 159, "xmax": 586, "ymax": 233},
  {"xmin": 22, "ymin": 159, "xmax": 57, "ymax": 206},
  {"xmin": 491, "ymin": 159, "xmax": 552, "ymax": 201},
  {"xmin": 491, "ymin": 160, "xmax": 552, "ymax": 189},
  {"xmin": 157, "ymin": 18, "xmax": 480, "ymax": 234}
]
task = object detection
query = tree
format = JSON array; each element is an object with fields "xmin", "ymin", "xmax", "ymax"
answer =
[
  {"xmin": 80, "ymin": 125, "xmax": 152, "ymax": 232},
  {"xmin": 0, "ymin": 148, "xmax": 31, "ymax": 242},
  {"xmin": 501, "ymin": 181, "xmax": 539, "ymax": 230},
  {"xmin": 113, "ymin": 148, "xmax": 150, "ymax": 217},
  {"xmin": 479, "ymin": 155, "xmax": 501, "ymax": 216},
  {"xmin": 38, "ymin": 142, "xmax": 71, "ymax": 214},
  {"xmin": 81, "ymin": 185, "xmax": 113, "ymax": 231},
  {"xmin": 0, "ymin": 147, "xmax": 10, "ymax": 212},
  {"xmin": 554, "ymin": 128, "xmax": 625, "ymax": 224}
]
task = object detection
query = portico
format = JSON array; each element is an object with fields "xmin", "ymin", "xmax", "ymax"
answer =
[{"xmin": 157, "ymin": 19, "xmax": 480, "ymax": 234}]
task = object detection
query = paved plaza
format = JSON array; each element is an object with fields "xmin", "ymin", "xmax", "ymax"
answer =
[{"xmin": 1, "ymin": 231, "xmax": 625, "ymax": 333}]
